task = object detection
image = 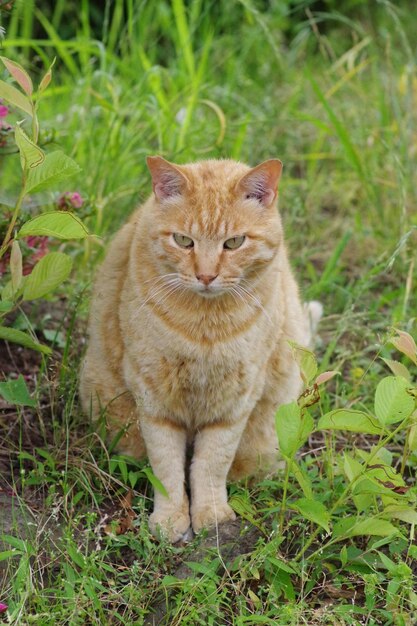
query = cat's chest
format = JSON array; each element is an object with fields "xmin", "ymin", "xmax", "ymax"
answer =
[
  {"xmin": 125, "ymin": 338, "xmax": 267, "ymax": 425},
  {"xmin": 154, "ymin": 354, "xmax": 256, "ymax": 423}
]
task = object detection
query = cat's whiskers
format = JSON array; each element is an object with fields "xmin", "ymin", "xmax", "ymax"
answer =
[
  {"xmin": 143, "ymin": 272, "xmax": 179, "ymax": 286},
  {"xmin": 151, "ymin": 279, "xmax": 185, "ymax": 310},
  {"xmin": 137, "ymin": 278, "xmax": 181, "ymax": 314},
  {"xmin": 233, "ymin": 283, "xmax": 273, "ymax": 325}
]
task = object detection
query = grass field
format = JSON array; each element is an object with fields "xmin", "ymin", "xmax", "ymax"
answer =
[{"xmin": 0, "ymin": 1, "xmax": 416, "ymax": 624}]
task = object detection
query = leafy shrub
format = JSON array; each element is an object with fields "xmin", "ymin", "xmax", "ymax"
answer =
[{"xmin": 0, "ymin": 56, "xmax": 89, "ymax": 406}]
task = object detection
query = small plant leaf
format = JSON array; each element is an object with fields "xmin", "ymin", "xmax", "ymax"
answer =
[
  {"xmin": 25, "ymin": 151, "xmax": 81, "ymax": 193},
  {"xmin": 291, "ymin": 498, "xmax": 330, "ymax": 533},
  {"xmin": 0, "ymin": 375, "xmax": 36, "ymax": 407},
  {"xmin": 374, "ymin": 376, "xmax": 414, "ymax": 425},
  {"xmin": 0, "ymin": 301, "xmax": 14, "ymax": 314},
  {"xmin": 333, "ymin": 516, "xmax": 398, "ymax": 539},
  {"xmin": 1, "ymin": 279, "xmax": 21, "ymax": 303},
  {"xmin": 18, "ymin": 212, "xmax": 88, "ymax": 240},
  {"xmin": 288, "ymin": 341, "xmax": 317, "ymax": 384},
  {"xmin": 0, "ymin": 56, "xmax": 33, "ymax": 95},
  {"xmin": 0, "ymin": 79, "xmax": 32, "ymax": 116},
  {"xmin": 382, "ymin": 358, "xmax": 411, "ymax": 381},
  {"xmin": 390, "ymin": 329, "xmax": 417, "ymax": 365},
  {"xmin": 318, "ymin": 409, "xmax": 383, "ymax": 434},
  {"xmin": 14, "ymin": 124, "xmax": 44, "ymax": 170},
  {"xmin": 315, "ymin": 370, "xmax": 339, "ymax": 385},
  {"xmin": 0, "ymin": 326, "xmax": 51, "ymax": 354},
  {"xmin": 343, "ymin": 453, "xmax": 363, "ymax": 482},
  {"xmin": 10, "ymin": 240, "xmax": 23, "ymax": 291},
  {"xmin": 275, "ymin": 401, "xmax": 301, "ymax": 457},
  {"xmin": 408, "ymin": 416, "xmax": 417, "ymax": 452},
  {"xmin": 23, "ymin": 252, "xmax": 73, "ymax": 301},
  {"xmin": 291, "ymin": 460, "xmax": 313, "ymax": 498},
  {"xmin": 275, "ymin": 401, "xmax": 313, "ymax": 458},
  {"xmin": 382, "ymin": 506, "xmax": 417, "ymax": 525},
  {"xmin": 38, "ymin": 58, "xmax": 56, "ymax": 93}
]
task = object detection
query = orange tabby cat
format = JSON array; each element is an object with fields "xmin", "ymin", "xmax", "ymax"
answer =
[{"xmin": 80, "ymin": 156, "xmax": 320, "ymax": 542}]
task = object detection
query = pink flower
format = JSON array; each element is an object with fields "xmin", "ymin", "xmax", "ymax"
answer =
[
  {"xmin": 57, "ymin": 191, "xmax": 84, "ymax": 210},
  {"xmin": 25, "ymin": 236, "xmax": 48, "ymax": 249},
  {"xmin": 0, "ymin": 105, "xmax": 8, "ymax": 117},
  {"xmin": 0, "ymin": 602, "xmax": 8, "ymax": 613},
  {"xmin": 22, "ymin": 236, "xmax": 49, "ymax": 275}
]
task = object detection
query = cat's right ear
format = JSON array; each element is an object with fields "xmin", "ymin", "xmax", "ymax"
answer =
[{"xmin": 146, "ymin": 156, "xmax": 189, "ymax": 201}]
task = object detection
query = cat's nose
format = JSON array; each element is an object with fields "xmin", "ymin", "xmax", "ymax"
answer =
[{"xmin": 196, "ymin": 273, "xmax": 218, "ymax": 286}]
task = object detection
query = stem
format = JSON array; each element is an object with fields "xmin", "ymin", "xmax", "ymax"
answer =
[
  {"xmin": 31, "ymin": 102, "xmax": 39, "ymax": 144},
  {"xmin": 279, "ymin": 459, "xmax": 292, "ymax": 530},
  {"xmin": 294, "ymin": 416, "xmax": 414, "ymax": 563},
  {"xmin": 0, "ymin": 181, "xmax": 27, "ymax": 260}
]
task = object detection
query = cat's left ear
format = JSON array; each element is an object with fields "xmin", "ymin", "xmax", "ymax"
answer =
[
  {"xmin": 146, "ymin": 155, "xmax": 189, "ymax": 201},
  {"xmin": 237, "ymin": 159, "xmax": 282, "ymax": 207}
]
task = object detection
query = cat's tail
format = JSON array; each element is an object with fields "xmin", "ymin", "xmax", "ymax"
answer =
[{"xmin": 304, "ymin": 300, "xmax": 323, "ymax": 347}]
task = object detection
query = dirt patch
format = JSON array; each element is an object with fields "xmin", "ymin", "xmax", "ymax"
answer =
[{"xmin": 144, "ymin": 520, "xmax": 262, "ymax": 626}]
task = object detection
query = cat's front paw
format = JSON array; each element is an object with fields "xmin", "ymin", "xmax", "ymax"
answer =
[
  {"xmin": 191, "ymin": 502, "xmax": 236, "ymax": 533},
  {"xmin": 149, "ymin": 509, "xmax": 191, "ymax": 543}
]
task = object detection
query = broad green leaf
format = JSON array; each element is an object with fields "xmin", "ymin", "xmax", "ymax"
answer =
[
  {"xmin": 0, "ymin": 326, "xmax": 51, "ymax": 354},
  {"xmin": 343, "ymin": 453, "xmax": 363, "ymax": 482},
  {"xmin": 18, "ymin": 212, "xmax": 88, "ymax": 240},
  {"xmin": 25, "ymin": 151, "xmax": 81, "ymax": 193},
  {"xmin": 0, "ymin": 375, "xmax": 36, "ymax": 407},
  {"xmin": 408, "ymin": 418, "xmax": 417, "ymax": 452},
  {"xmin": 23, "ymin": 252, "xmax": 73, "ymax": 301},
  {"xmin": 390, "ymin": 329, "xmax": 417, "ymax": 365},
  {"xmin": 291, "ymin": 460, "xmax": 313, "ymax": 498},
  {"xmin": 0, "ymin": 79, "xmax": 32, "ymax": 116},
  {"xmin": 356, "ymin": 446, "xmax": 393, "ymax": 466},
  {"xmin": 288, "ymin": 341, "xmax": 317, "ymax": 384},
  {"xmin": 377, "ymin": 551, "xmax": 398, "ymax": 573},
  {"xmin": 352, "ymin": 492, "xmax": 373, "ymax": 514},
  {"xmin": 352, "ymin": 478, "xmax": 406, "ymax": 499},
  {"xmin": 382, "ymin": 507, "xmax": 417, "ymax": 525},
  {"xmin": 38, "ymin": 57, "xmax": 56, "ymax": 93},
  {"xmin": 291, "ymin": 498, "xmax": 330, "ymax": 533},
  {"xmin": 1, "ymin": 279, "xmax": 18, "ymax": 302},
  {"xmin": 333, "ymin": 516, "xmax": 398, "ymax": 540},
  {"xmin": 0, "ymin": 301, "xmax": 14, "ymax": 314},
  {"xmin": 0, "ymin": 56, "xmax": 33, "ymax": 95},
  {"xmin": 318, "ymin": 409, "xmax": 382, "ymax": 435},
  {"xmin": 275, "ymin": 401, "xmax": 301, "ymax": 457},
  {"xmin": 10, "ymin": 240, "xmax": 22, "ymax": 291},
  {"xmin": 142, "ymin": 467, "xmax": 168, "ymax": 497},
  {"xmin": 14, "ymin": 124, "xmax": 44, "ymax": 170},
  {"xmin": 275, "ymin": 401, "xmax": 313, "ymax": 458},
  {"xmin": 299, "ymin": 412, "xmax": 314, "ymax": 446},
  {"xmin": 374, "ymin": 376, "xmax": 414, "ymax": 425},
  {"xmin": 382, "ymin": 358, "xmax": 411, "ymax": 382}
]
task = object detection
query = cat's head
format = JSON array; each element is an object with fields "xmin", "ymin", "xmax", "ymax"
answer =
[{"xmin": 143, "ymin": 156, "xmax": 283, "ymax": 298}]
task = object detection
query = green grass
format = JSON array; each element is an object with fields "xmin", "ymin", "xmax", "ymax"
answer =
[{"xmin": 0, "ymin": 1, "xmax": 416, "ymax": 624}]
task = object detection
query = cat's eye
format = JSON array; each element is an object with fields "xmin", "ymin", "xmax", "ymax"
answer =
[
  {"xmin": 224, "ymin": 236, "xmax": 246, "ymax": 250},
  {"xmin": 173, "ymin": 233, "xmax": 194, "ymax": 248}
]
